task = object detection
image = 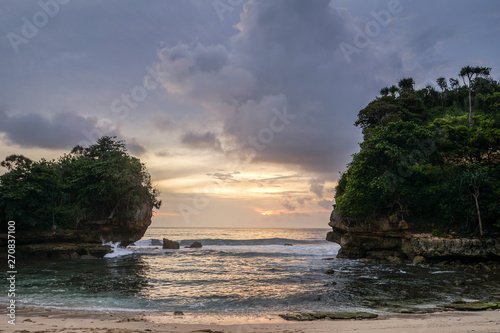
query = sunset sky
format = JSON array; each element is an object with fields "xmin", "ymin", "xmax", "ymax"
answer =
[{"xmin": 1, "ymin": 0, "xmax": 499, "ymax": 228}]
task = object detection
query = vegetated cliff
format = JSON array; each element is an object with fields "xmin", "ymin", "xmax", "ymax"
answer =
[
  {"xmin": 327, "ymin": 210, "xmax": 500, "ymax": 263},
  {"xmin": 0, "ymin": 137, "xmax": 161, "ymax": 259},
  {"xmin": 328, "ymin": 67, "xmax": 500, "ymax": 263}
]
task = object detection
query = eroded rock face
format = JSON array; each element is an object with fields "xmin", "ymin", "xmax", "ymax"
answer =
[
  {"xmin": 0, "ymin": 202, "xmax": 154, "ymax": 259},
  {"xmin": 77, "ymin": 202, "xmax": 154, "ymax": 247},
  {"xmin": 402, "ymin": 237, "xmax": 500, "ymax": 260},
  {"xmin": 326, "ymin": 210, "xmax": 500, "ymax": 262},
  {"xmin": 327, "ymin": 211, "xmax": 409, "ymax": 260}
]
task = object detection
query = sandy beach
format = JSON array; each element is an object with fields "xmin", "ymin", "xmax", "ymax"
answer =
[{"xmin": 3, "ymin": 305, "xmax": 500, "ymax": 333}]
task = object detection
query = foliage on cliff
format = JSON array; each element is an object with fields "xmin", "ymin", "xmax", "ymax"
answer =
[
  {"xmin": 0, "ymin": 136, "xmax": 162, "ymax": 233},
  {"xmin": 335, "ymin": 67, "xmax": 500, "ymax": 235}
]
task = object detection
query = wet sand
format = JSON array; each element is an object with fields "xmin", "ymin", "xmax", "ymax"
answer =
[{"xmin": 2, "ymin": 304, "xmax": 500, "ymax": 333}]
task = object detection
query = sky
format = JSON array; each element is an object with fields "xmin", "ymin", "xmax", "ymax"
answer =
[{"xmin": 1, "ymin": 0, "xmax": 499, "ymax": 228}]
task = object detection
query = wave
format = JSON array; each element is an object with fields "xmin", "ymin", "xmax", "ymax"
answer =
[
  {"xmin": 103, "ymin": 241, "xmax": 134, "ymax": 258},
  {"xmin": 135, "ymin": 237, "xmax": 328, "ymax": 247}
]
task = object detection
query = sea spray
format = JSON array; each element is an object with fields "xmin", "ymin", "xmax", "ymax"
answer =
[{"xmin": 103, "ymin": 241, "xmax": 134, "ymax": 258}]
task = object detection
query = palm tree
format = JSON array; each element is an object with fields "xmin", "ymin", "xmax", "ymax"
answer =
[
  {"xmin": 449, "ymin": 78, "xmax": 460, "ymax": 92},
  {"xmin": 379, "ymin": 87, "xmax": 390, "ymax": 97},
  {"xmin": 436, "ymin": 77, "xmax": 447, "ymax": 92},
  {"xmin": 388, "ymin": 85, "xmax": 399, "ymax": 97},
  {"xmin": 398, "ymin": 77, "xmax": 415, "ymax": 94},
  {"xmin": 459, "ymin": 66, "xmax": 491, "ymax": 124},
  {"xmin": 436, "ymin": 77, "xmax": 447, "ymax": 108}
]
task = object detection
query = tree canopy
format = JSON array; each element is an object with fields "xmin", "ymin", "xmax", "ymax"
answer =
[
  {"xmin": 0, "ymin": 136, "xmax": 161, "ymax": 233},
  {"xmin": 335, "ymin": 66, "xmax": 500, "ymax": 236}
]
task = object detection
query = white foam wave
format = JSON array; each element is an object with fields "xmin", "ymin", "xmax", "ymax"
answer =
[{"xmin": 103, "ymin": 241, "xmax": 135, "ymax": 258}]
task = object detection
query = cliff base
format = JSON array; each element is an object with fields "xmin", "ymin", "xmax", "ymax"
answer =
[{"xmin": 327, "ymin": 211, "xmax": 500, "ymax": 263}]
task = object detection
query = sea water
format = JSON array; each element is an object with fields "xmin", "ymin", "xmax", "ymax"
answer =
[{"xmin": 5, "ymin": 228, "xmax": 500, "ymax": 313}]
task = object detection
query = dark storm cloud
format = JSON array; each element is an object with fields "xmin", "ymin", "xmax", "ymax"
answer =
[
  {"xmin": 0, "ymin": 109, "xmax": 101, "ymax": 149},
  {"xmin": 153, "ymin": 0, "xmax": 500, "ymax": 181},
  {"xmin": 156, "ymin": 0, "xmax": 402, "ymax": 179},
  {"xmin": 0, "ymin": 108, "xmax": 146, "ymax": 155}
]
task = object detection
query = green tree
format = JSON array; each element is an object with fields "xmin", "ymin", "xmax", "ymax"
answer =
[
  {"xmin": 0, "ymin": 154, "xmax": 33, "ymax": 171},
  {"xmin": 0, "ymin": 136, "xmax": 161, "ymax": 233},
  {"xmin": 459, "ymin": 65, "xmax": 491, "ymax": 124},
  {"xmin": 436, "ymin": 77, "xmax": 447, "ymax": 108},
  {"xmin": 335, "ymin": 67, "xmax": 499, "ymax": 236},
  {"xmin": 461, "ymin": 167, "xmax": 488, "ymax": 236}
]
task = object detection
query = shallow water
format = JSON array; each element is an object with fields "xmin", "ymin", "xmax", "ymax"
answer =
[{"xmin": 5, "ymin": 228, "xmax": 500, "ymax": 313}]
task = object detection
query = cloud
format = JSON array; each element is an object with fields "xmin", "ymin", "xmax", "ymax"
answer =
[
  {"xmin": 180, "ymin": 131, "xmax": 222, "ymax": 151},
  {"xmin": 156, "ymin": 43, "xmax": 256, "ymax": 104},
  {"xmin": 296, "ymin": 196, "xmax": 310, "ymax": 206},
  {"xmin": 0, "ymin": 109, "xmax": 104, "ymax": 149},
  {"xmin": 151, "ymin": 113, "xmax": 178, "ymax": 131},
  {"xmin": 281, "ymin": 199, "xmax": 296, "ymax": 211},
  {"xmin": 0, "ymin": 108, "xmax": 147, "ymax": 156},
  {"xmin": 309, "ymin": 182, "xmax": 325, "ymax": 199},
  {"xmin": 155, "ymin": 151, "xmax": 171, "ymax": 157},
  {"xmin": 317, "ymin": 199, "xmax": 333, "ymax": 210},
  {"xmin": 153, "ymin": 0, "xmax": 375, "ymax": 178},
  {"xmin": 207, "ymin": 171, "xmax": 240, "ymax": 182},
  {"xmin": 126, "ymin": 137, "xmax": 147, "ymax": 156}
]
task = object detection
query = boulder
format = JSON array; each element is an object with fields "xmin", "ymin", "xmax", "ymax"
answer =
[
  {"xmin": 186, "ymin": 241, "xmax": 202, "ymax": 248},
  {"xmin": 163, "ymin": 238, "xmax": 180, "ymax": 249}
]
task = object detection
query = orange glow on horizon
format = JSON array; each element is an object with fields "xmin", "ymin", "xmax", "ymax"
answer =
[{"xmin": 154, "ymin": 211, "xmax": 181, "ymax": 217}]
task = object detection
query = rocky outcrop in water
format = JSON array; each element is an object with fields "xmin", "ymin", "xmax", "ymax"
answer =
[
  {"xmin": 327, "ymin": 210, "xmax": 500, "ymax": 262},
  {"xmin": 163, "ymin": 238, "xmax": 180, "ymax": 249},
  {"xmin": 16, "ymin": 243, "xmax": 111, "ymax": 260},
  {"xmin": 1, "ymin": 202, "xmax": 153, "ymax": 259}
]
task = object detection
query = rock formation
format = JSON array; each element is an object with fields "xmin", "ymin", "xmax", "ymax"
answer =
[
  {"xmin": 0, "ymin": 202, "xmax": 153, "ymax": 260},
  {"xmin": 77, "ymin": 202, "xmax": 153, "ymax": 247},
  {"xmin": 186, "ymin": 241, "xmax": 202, "ymax": 248},
  {"xmin": 163, "ymin": 238, "xmax": 180, "ymax": 249},
  {"xmin": 327, "ymin": 210, "xmax": 500, "ymax": 262}
]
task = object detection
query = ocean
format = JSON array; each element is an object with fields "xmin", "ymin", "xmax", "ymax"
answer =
[{"xmin": 6, "ymin": 228, "xmax": 500, "ymax": 314}]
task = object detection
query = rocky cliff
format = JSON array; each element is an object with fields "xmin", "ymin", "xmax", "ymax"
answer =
[
  {"xmin": 1, "ymin": 202, "xmax": 153, "ymax": 259},
  {"xmin": 327, "ymin": 210, "xmax": 500, "ymax": 263}
]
